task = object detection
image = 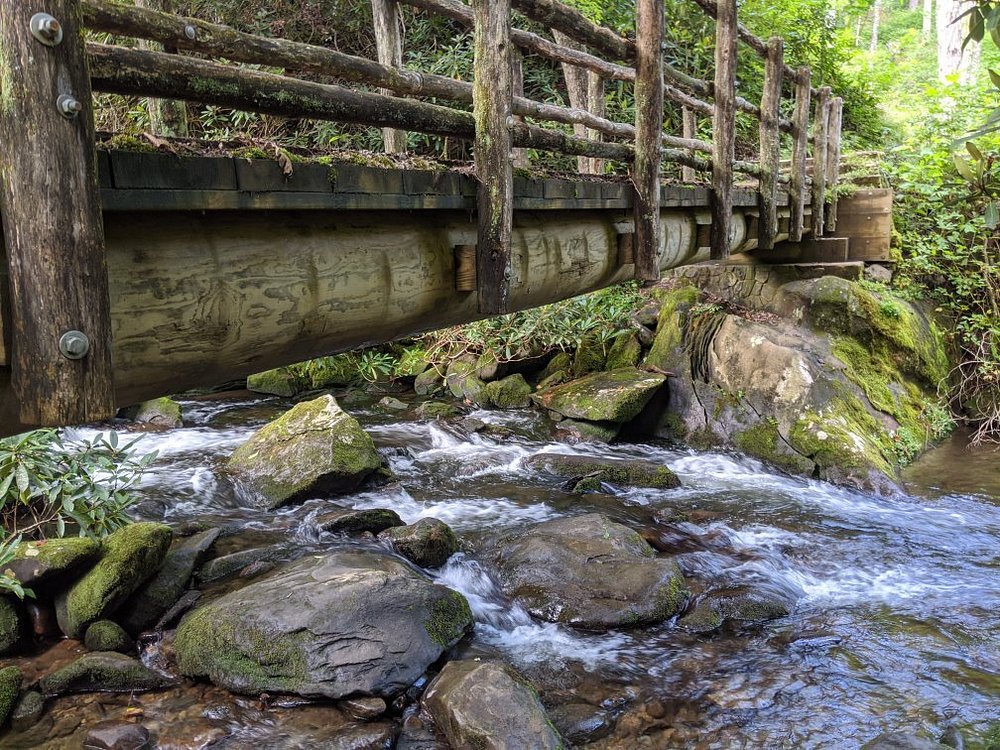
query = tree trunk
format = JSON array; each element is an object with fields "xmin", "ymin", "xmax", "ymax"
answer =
[
  {"xmin": 870, "ymin": 0, "xmax": 882, "ymax": 53},
  {"xmin": 937, "ymin": 0, "xmax": 978, "ymax": 83},
  {"xmin": 136, "ymin": 0, "xmax": 188, "ymax": 136},
  {"xmin": 923, "ymin": 0, "xmax": 933, "ymax": 38}
]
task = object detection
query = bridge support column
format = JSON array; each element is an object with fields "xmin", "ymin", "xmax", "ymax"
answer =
[{"xmin": 633, "ymin": 0, "xmax": 664, "ymax": 282}]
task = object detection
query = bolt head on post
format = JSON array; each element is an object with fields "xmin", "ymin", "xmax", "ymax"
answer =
[
  {"xmin": 29, "ymin": 13, "xmax": 63, "ymax": 46},
  {"xmin": 184, "ymin": 24, "xmax": 197, "ymax": 40},
  {"xmin": 59, "ymin": 330, "xmax": 90, "ymax": 360},
  {"xmin": 56, "ymin": 94, "xmax": 82, "ymax": 119}
]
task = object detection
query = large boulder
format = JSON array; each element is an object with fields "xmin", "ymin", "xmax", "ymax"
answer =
[
  {"xmin": 55, "ymin": 523, "xmax": 172, "ymax": 639},
  {"xmin": 493, "ymin": 513, "xmax": 688, "ymax": 630},
  {"xmin": 9, "ymin": 537, "xmax": 101, "ymax": 590},
  {"xmin": 422, "ymin": 660, "xmax": 562, "ymax": 750},
  {"xmin": 174, "ymin": 552, "xmax": 473, "ymax": 699},
  {"xmin": 532, "ymin": 368, "xmax": 666, "ymax": 424},
  {"xmin": 227, "ymin": 395, "xmax": 386, "ymax": 510}
]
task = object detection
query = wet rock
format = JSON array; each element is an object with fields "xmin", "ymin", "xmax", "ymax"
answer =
[
  {"xmin": 446, "ymin": 359, "xmax": 490, "ymax": 406},
  {"xmin": 9, "ymin": 537, "xmax": 101, "ymax": 589},
  {"xmin": 397, "ymin": 712, "xmax": 449, "ymax": 750},
  {"xmin": 84, "ymin": 620, "xmax": 134, "ymax": 653},
  {"xmin": 175, "ymin": 552, "xmax": 473, "ymax": 699},
  {"xmin": 537, "ymin": 351, "xmax": 572, "ymax": 382},
  {"xmin": 940, "ymin": 726, "xmax": 965, "ymax": 749},
  {"xmin": 10, "ymin": 689, "xmax": 43, "ymax": 731},
  {"xmin": 121, "ymin": 528, "xmax": 221, "ymax": 634},
  {"xmin": 534, "ymin": 368, "xmax": 667, "ymax": 424},
  {"xmin": 38, "ymin": 652, "xmax": 168, "ymax": 696},
  {"xmin": 553, "ymin": 418, "xmax": 620, "ymax": 444},
  {"xmin": 25, "ymin": 600, "xmax": 60, "ymax": 641},
  {"xmin": 484, "ymin": 374, "xmax": 532, "ymax": 409},
  {"xmin": 379, "ymin": 518, "xmax": 459, "ymax": 568},
  {"xmin": 0, "ymin": 596, "xmax": 24, "ymax": 655},
  {"xmin": 315, "ymin": 507, "xmax": 404, "ymax": 535},
  {"xmin": 423, "ymin": 660, "xmax": 562, "ymax": 750},
  {"xmin": 55, "ymin": 523, "xmax": 173, "ymax": 638},
  {"xmin": 678, "ymin": 587, "xmax": 791, "ymax": 633},
  {"xmin": 128, "ymin": 397, "xmax": 183, "ymax": 429},
  {"xmin": 0, "ymin": 665, "xmax": 22, "ymax": 727},
  {"xmin": 605, "ymin": 333, "xmax": 643, "ymax": 370},
  {"xmin": 197, "ymin": 545, "xmax": 284, "ymax": 584},
  {"xmin": 414, "ymin": 367, "xmax": 445, "ymax": 396},
  {"xmin": 525, "ymin": 454, "xmax": 680, "ymax": 491},
  {"xmin": 862, "ymin": 732, "xmax": 953, "ymax": 750},
  {"xmin": 155, "ymin": 590, "xmax": 201, "ymax": 631},
  {"xmin": 341, "ymin": 696, "xmax": 388, "ymax": 721},
  {"xmin": 414, "ymin": 401, "xmax": 460, "ymax": 420},
  {"xmin": 378, "ymin": 396, "xmax": 408, "ymax": 411},
  {"xmin": 227, "ymin": 395, "xmax": 386, "ymax": 510},
  {"xmin": 326, "ymin": 722, "xmax": 397, "ymax": 750},
  {"xmin": 83, "ymin": 720, "xmax": 151, "ymax": 750},
  {"xmin": 246, "ymin": 366, "xmax": 308, "ymax": 397},
  {"xmin": 547, "ymin": 701, "xmax": 613, "ymax": 744},
  {"xmin": 493, "ymin": 513, "xmax": 688, "ymax": 630}
]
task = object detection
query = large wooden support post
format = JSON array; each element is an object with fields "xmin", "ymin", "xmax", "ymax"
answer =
[
  {"xmin": 0, "ymin": 0, "xmax": 114, "ymax": 425},
  {"xmin": 826, "ymin": 96, "xmax": 844, "ymax": 232},
  {"xmin": 757, "ymin": 37, "xmax": 784, "ymax": 251},
  {"xmin": 472, "ymin": 0, "xmax": 513, "ymax": 314},
  {"xmin": 710, "ymin": 0, "xmax": 737, "ymax": 261},
  {"xmin": 681, "ymin": 106, "xmax": 697, "ymax": 182},
  {"xmin": 373, "ymin": 0, "xmax": 408, "ymax": 153},
  {"xmin": 811, "ymin": 85, "xmax": 831, "ymax": 238},
  {"xmin": 633, "ymin": 0, "xmax": 664, "ymax": 281},
  {"xmin": 789, "ymin": 66, "xmax": 812, "ymax": 242},
  {"xmin": 586, "ymin": 71, "xmax": 606, "ymax": 175}
]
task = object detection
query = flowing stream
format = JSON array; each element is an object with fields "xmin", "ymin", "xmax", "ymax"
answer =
[{"xmin": 14, "ymin": 389, "xmax": 1000, "ymax": 749}]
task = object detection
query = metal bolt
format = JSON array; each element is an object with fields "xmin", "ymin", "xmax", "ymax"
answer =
[
  {"xmin": 505, "ymin": 115, "xmax": 515, "ymax": 129},
  {"xmin": 30, "ymin": 13, "xmax": 63, "ymax": 46},
  {"xmin": 184, "ymin": 24, "xmax": 197, "ymax": 40},
  {"xmin": 59, "ymin": 330, "xmax": 90, "ymax": 360},
  {"xmin": 57, "ymin": 94, "xmax": 82, "ymax": 119}
]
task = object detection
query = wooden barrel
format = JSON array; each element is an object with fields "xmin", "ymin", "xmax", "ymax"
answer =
[{"xmin": 833, "ymin": 188, "xmax": 893, "ymax": 261}]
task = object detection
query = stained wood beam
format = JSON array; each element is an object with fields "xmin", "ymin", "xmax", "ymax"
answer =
[{"xmin": 632, "ymin": 0, "xmax": 664, "ymax": 282}]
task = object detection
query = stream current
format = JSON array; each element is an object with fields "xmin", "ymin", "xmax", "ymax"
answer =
[{"xmin": 16, "ymin": 389, "xmax": 1000, "ymax": 749}]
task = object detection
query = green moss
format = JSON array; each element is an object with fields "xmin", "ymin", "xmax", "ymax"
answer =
[
  {"xmin": 102, "ymin": 134, "xmax": 158, "ymax": 153},
  {"xmin": 538, "ymin": 352, "xmax": 572, "ymax": 382},
  {"xmin": 415, "ymin": 401, "xmax": 460, "ymax": 419},
  {"xmin": 423, "ymin": 590, "xmax": 473, "ymax": 648},
  {"xmin": 0, "ymin": 597, "xmax": 21, "ymax": 656},
  {"xmin": 571, "ymin": 335, "xmax": 607, "ymax": 376},
  {"xmin": 0, "ymin": 665, "xmax": 22, "ymax": 726},
  {"xmin": 132, "ymin": 397, "xmax": 183, "ymax": 426},
  {"xmin": 484, "ymin": 374, "xmax": 532, "ymax": 409},
  {"xmin": 247, "ymin": 366, "xmax": 309, "ymax": 397},
  {"xmin": 687, "ymin": 425, "xmax": 723, "ymax": 449},
  {"xmin": 789, "ymin": 392, "xmax": 896, "ymax": 478},
  {"xmin": 38, "ymin": 652, "xmax": 166, "ymax": 695},
  {"xmin": 645, "ymin": 282, "xmax": 701, "ymax": 370},
  {"xmin": 83, "ymin": 620, "xmax": 133, "ymax": 654},
  {"xmin": 733, "ymin": 419, "xmax": 814, "ymax": 475},
  {"xmin": 605, "ymin": 333, "xmax": 642, "ymax": 370},
  {"xmin": 232, "ymin": 146, "xmax": 271, "ymax": 160},
  {"xmin": 537, "ymin": 369, "xmax": 666, "ymax": 423},
  {"xmin": 984, "ymin": 721, "xmax": 1000, "ymax": 750}
]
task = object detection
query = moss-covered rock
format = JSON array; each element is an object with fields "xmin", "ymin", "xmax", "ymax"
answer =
[
  {"xmin": 525, "ymin": 454, "xmax": 680, "ymax": 490},
  {"xmin": 175, "ymin": 552, "xmax": 473, "ymax": 699},
  {"xmin": 533, "ymin": 368, "xmax": 667, "ymax": 424},
  {"xmin": 227, "ymin": 395, "xmax": 386, "ymax": 510},
  {"xmin": 10, "ymin": 690, "xmax": 43, "ymax": 732},
  {"xmin": 537, "ymin": 351, "xmax": 572, "ymax": 382},
  {"xmin": 120, "ymin": 397, "xmax": 183, "ymax": 428},
  {"xmin": 414, "ymin": 367, "xmax": 445, "ymax": 396},
  {"xmin": 445, "ymin": 358, "xmax": 491, "ymax": 406},
  {"xmin": 484, "ymin": 373, "xmax": 532, "ymax": 409},
  {"xmin": 644, "ymin": 282, "xmax": 701, "ymax": 372},
  {"xmin": 553, "ymin": 419, "xmax": 620, "ymax": 444},
  {"xmin": 733, "ymin": 419, "xmax": 816, "ymax": 476},
  {"xmin": 379, "ymin": 518, "xmax": 459, "ymax": 568},
  {"xmin": 246, "ymin": 366, "xmax": 309, "ymax": 397},
  {"xmin": 0, "ymin": 665, "xmax": 22, "ymax": 727},
  {"xmin": 38, "ymin": 652, "xmax": 168, "ymax": 696},
  {"xmin": 572, "ymin": 335, "xmax": 606, "ymax": 376},
  {"xmin": 83, "ymin": 620, "xmax": 134, "ymax": 653},
  {"xmin": 9, "ymin": 537, "xmax": 100, "ymax": 590},
  {"xmin": 604, "ymin": 333, "xmax": 643, "ymax": 370},
  {"xmin": 314, "ymin": 507, "xmax": 403, "ymax": 535},
  {"xmin": 415, "ymin": 400, "xmax": 460, "ymax": 420},
  {"xmin": 423, "ymin": 660, "xmax": 563, "ymax": 750},
  {"xmin": 0, "ymin": 597, "xmax": 24, "ymax": 656},
  {"xmin": 55, "ymin": 523, "xmax": 173, "ymax": 639},
  {"xmin": 678, "ymin": 586, "xmax": 791, "ymax": 634}
]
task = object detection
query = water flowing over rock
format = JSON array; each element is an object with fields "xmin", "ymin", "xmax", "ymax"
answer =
[
  {"xmin": 532, "ymin": 368, "xmax": 667, "ymax": 424},
  {"xmin": 492, "ymin": 513, "xmax": 688, "ymax": 630},
  {"xmin": 422, "ymin": 660, "xmax": 563, "ymax": 750},
  {"xmin": 524, "ymin": 454, "xmax": 680, "ymax": 491},
  {"xmin": 379, "ymin": 518, "xmax": 459, "ymax": 568},
  {"xmin": 227, "ymin": 395, "xmax": 386, "ymax": 509},
  {"xmin": 174, "ymin": 552, "xmax": 473, "ymax": 699},
  {"xmin": 314, "ymin": 507, "xmax": 404, "ymax": 535}
]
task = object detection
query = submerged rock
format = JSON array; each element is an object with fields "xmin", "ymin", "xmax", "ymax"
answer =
[
  {"xmin": 84, "ymin": 620, "xmax": 134, "ymax": 653},
  {"xmin": 678, "ymin": 586, "xmax": 791, "ymax": 633},
  {"xmin": 862, "ymin": 732, "xmax": 953, "ymax": 750},
  {"xmin": 9, "ymin": 537, "xmax": 101, "ymax": 589},
  {"xmin": 525, "ymin": 454, "xmax": 680, "ymax": 491},
  {"xmin": 175, "ymin": 552, "xmax": 473, "ymax": 699},
  {"xmin": 315, "ymin": 507, "xmax": 404, "ymax": 535},
  {"xmin": 422, "ymin": 660, "xmax": 562, "ymax": 750},
  {"xmin": 10, "ymin": 689, "xmax": 43, "ymax": 732},
  {"xmin": 533, "ymin": 368, "xmax": 667, "ymax": 424},
  {"xmin": 55, "ymin": 523, "xmax": 173, "ymax": 639},
  {"xmin": 227, "ymin": 395, "xmax": 386, "ymax": 510},
  {"xmin": 0, "ymin": 665, "xmax": 22, "ymax": 727},
  {"xmin": 38, "ymin": 652, "xmax": 168, "ymax": 696},
  {"xmin": 493, "ymin": 513, "xmax": 688, "ymax": 630},
  {"xmin": 379, "ymin": 518, "xmax": 459, "ymax": 568},
  {"xmin": 83, "ymin": 719, "xmax": 152, "ymax": 750},
  {"xmin": 547, "ymin": 701, "xmax": 613, "ymax": 744},
  {"xmin": 128, "ymin": 397, "xmax": 183, "ymax": 428}
]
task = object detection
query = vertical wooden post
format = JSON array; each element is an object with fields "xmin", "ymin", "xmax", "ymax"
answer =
[
  {"xmin": 472, "ymin": 0, "xmax": 513, "ymax": 314},
  {"xmin": 135, "ymin": 0, "xmax": 188, "ymax": 137},
  {"xmin": 789, "ymin": 66, "xmax": 812, "ymax": 242},
  {"xmin": 633, "ymin": 0, "xmax": 664, "ymax": 281},
  {"xmin": 811, "ymin": 85, "xmax": 831, "ymax": 238},
  {"xmin": 586, "ymin": 71, "xmax": 605, "ymax": 175},
  {"xmin": 373, "ymin": 0, "xmax": 408, "ymax": 154},
  {"xmin": 552, "ymin": 30, "xmax": 590, "ymax": 174},
  {"xmin": 826, "ymin": 96, "xmax": 844, "ymax": 233},
  {"xmin": 710, "ymin": 0, "xmax": 737, "ymax": 261},
  {"xmin": 681, "ymin": 106, "xmax": 697, "ymax": 182},
  {"xmin": 757, "ymin": 37, "xmax": 784, "ymax": 251},
  {"xmin": 511, "ymin": 48, "xmax": 529, "ymax": 169},
  {"xmin": 0, "ymin": 0, "xmax": 114, "ymax": 425}
]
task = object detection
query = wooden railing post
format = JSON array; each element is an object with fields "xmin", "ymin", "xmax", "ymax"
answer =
[
  {"xmin": 681, "ymin": 106, "xmax": 697, "ymax": 182},
  {"xmin": 586, "ymin": 71, "xmax": 605, "ymax": 174},
  {"xmin": 373, "ymin": 0, "xmax": 408, "ymax": 153},
  {"xmin": 552, "ymin": 29, "xmax": 590, "ymax": 174},
  {"xmin": 789, "ymin": 66, "xmax": 811, "ymax": 242},
  {"xmin": 811, "ymin": 85, "xmax": 831, "ymax": 238},
  {"xmin": 511, "ymin": 48, "xmax": 529, "ymax": 168},
  {"xmin": 0, "ymin": 0, "xmax": 115, "ymax": 425},
  {"xmin": 710, "ymin": 0, "xmax": 737, "ymax": 261},
  {"xmin": 472, "ymin": 0, "xmax": 513, "ymax": 314},
  {"xmin": 757, "ymin": 36, "xmax": 783, "ymax": 251},
  {"xmin": 633, "ymin": 0, "xmax": 664, "ymax": 281},
  {"xmin": 826, "ymin": 96, "xmax": 844, "ymax": 233},
  {"xmin": 135, "ymin": 0, "xmax": 188, "ymax": 136}
]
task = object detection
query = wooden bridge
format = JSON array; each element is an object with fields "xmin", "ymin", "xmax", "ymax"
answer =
[{"xmin": 0, "ymin": 0, "xmax": 874, "ymax": 435}]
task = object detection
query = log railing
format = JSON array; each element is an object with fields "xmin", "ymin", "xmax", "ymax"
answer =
[{"xmin": 0, "ymin": 0, "xmax": 847, "ymax": 424}]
